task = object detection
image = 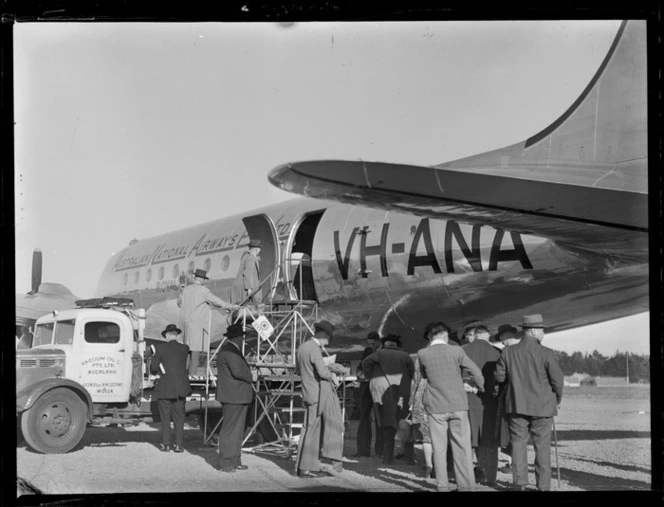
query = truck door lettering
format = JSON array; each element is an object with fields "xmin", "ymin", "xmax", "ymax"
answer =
[
  {"xmin": 334, "ymin": 227, "xmax": 360, "ymax": 280},
  {"xmin": 488, "ymin": 230, "xmax": 533, "ymax": 270},
  {"xmin": 359, "ymin": 224, "xmax": 390, "ymax": 278},
  {"xmin": 444, "ymin": 222, "xmax": 483, "ymax": 273},
  {"xmin": 407, "ymin": 219, "xmax": 443, "ymax": 275}
]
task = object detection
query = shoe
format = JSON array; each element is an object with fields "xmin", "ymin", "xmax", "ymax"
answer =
[
  {"xmin": 220, "ymin": 467, "xmax": 236, "ymax": 473},
  {"xmin": 498, "ymin": 464, "xmax": 512, "ymax": 473},
  {"xmin": 395, "ymin": 453, "xmax": 405, "ymax": 459},
  {"xmin": 297, "ymin": 470, "xmax": 321, "ymax": 479},
  {"xmin": 320, "ymin": 463, "xmax": 343, "ymax": 476},
  {"xmin": 235, "ymin": 465, "xmax": 248, "ymax": 470},
  {"xmin": 173, "ymin": 444, "xmax": 184, "ymax": 453},
  {"xmin": 159, "ymin": 444, "xmax": 170, "ymax": 452}
]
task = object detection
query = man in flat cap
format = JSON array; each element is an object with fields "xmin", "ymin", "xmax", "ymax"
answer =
[
  {"xmin": 231, "ymin": 238, "xmax": 263, "ymax": 305},
  {"xmin": 178, "ymin": 268, "xmax": 239, "ymax": 378},
  {"xmin": 294, "ymin": 320, "xmax": 348, "ymax": 478},
  {"xmin": 150, "ymin": 324, "xmax": 191, "ymax": 453},
  {"xmin": 216, "ymin": 323, "xmax": 256, "ymax": 473},
  {"xmin": 495, "ymin": 314, "xmax": 564, "ymax": 491}
]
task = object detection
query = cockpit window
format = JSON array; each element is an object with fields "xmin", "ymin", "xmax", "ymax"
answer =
[
  {"xmin": 85, "ymin": 321, "xmax": 121, "ymax": 344},
  {"xmin": 54, "ymin": 319, "xmax": 76, "ymax": 345},
  {"xmin": 33, "ymin": 322, "xmax": 54, "ymax": 347}
]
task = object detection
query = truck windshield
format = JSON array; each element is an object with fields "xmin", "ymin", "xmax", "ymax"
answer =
[
  {"xmin": 54, "ymin": 319, "xmax": 76, "ymax": 345},
  {"xmin": 33, "ymin": 322, "xmax": 55, "ymax": 347}
]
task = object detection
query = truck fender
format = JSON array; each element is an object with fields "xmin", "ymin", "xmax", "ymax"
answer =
[{"xmin": 17, "ymin": 378, "xmax": 94, "ymax": 422}]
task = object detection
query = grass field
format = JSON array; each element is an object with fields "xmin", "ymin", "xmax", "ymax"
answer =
[{"xmin": 548, "ymin": 384, "xmax": 651, "ymax": 491}]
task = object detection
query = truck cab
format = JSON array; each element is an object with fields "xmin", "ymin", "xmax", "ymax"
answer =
[{"xmin": 16, "ymin": 299, "xmax": 146, "ymax": 454}]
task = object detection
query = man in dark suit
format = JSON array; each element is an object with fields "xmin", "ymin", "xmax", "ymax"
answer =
[
  {"xmin": 216, "ymin": 322, "xmax": 256, "ymax": 473},
  {"xmin": 462, "ymin": 324, "xmax": 501, "ymax": 486},
  {"xmin": 354, "ymin": 331, "xmax": 381, "ymax": 458},
  {"xmin": 150, "ymin": 324, "xmax": 192, "ymax": 453},
  {"xmin": 294, "ymin": 320, "xmax": 348, "ymax": 478},
  {"xmin": 495, "ymin": 314, "xmax": 564, "ymax": 491}
]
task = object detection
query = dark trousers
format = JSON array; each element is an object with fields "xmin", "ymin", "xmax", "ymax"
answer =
[
  {"xmin": 356, "ymin": 383, "xmax": 380, "ymax": 456},
  {"xmin": 508, "ymin": 414, "xmax": 553, "ymax": 491},
  {"xmin": 295, "ymin": 398, "xmax": 344, "ymax": 473},
  {"xmin": 158, "ymin": 397, "xmax": 186, "ymax": 446},
  {"xmin": 219, "ymin": 403, "xmax": 249, "ymax": 469}
]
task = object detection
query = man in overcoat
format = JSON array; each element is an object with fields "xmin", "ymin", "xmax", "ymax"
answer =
[
  {"xmin": 216, "ymin": 322, "xmax": 255, "ymax": 473},
  {"xmin": 294, "ymin": 320, "xmax": 347, "ymax": 478},
  {"xmin": 178, "ymin": 268, "xmax": 238, "ymax": 377},
  {"xmin": 462, "ymin": 324, "xmax": 501, "ymax": 485},
  {"xmin": 494, "ymin": 314, "xmax": 564, "ymax": 491},
  {"xmin": 231, "ymin": 239, "xmax": 263, "ymax": 305},
  {"xmin": 150, "ymin": 324, "xmax": 192, "ymax": 452}
]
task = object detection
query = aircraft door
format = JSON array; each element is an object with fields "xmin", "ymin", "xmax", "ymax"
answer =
[{"xmin": 241, "ymin": 214, "xmax": 281, "ymax": 301}]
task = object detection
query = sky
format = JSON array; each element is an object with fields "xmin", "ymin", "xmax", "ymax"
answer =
[{"xmin": 14, "ymin": 20, "xmax": 650, "ymax": 356}]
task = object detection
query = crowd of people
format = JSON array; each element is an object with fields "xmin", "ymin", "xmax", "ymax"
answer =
[
  {"xmin": 152, "ymin": 251, "xmax": 564, "ymax": 491},
  {"xmin": 351, "ymin": 316, "xmax": 564, "ymax": 492}
]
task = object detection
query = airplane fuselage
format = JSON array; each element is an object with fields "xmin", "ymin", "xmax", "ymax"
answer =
[{"xmin": 95, "ymin": 197, "xmax": 648, "ymax": 354}]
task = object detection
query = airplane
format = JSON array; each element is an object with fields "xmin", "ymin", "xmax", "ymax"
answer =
[{"xmin": 16, "ymin": 20, "xmax": 648, "ymax": 356}]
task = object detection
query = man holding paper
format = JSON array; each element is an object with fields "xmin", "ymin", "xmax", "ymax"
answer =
[
  {"xmin": 150, "ymin": 324, "xmax": 192, "ymax": 453},
  {"xmin": 294, "ymin": 320, "xmax": 349, "ymax": 478}
]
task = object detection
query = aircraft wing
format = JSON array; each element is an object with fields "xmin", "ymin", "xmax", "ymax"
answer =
[{"xmin": 269, "ymin": 20, "xmax": 647, "ymax": 265}]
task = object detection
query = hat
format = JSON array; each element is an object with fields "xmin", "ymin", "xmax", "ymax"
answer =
[
  {"xmin": 463, "ymin": 319, "xmax": 485, "ymax": 333},
  {"xmin": 520, "ymin": 314, "xmax": 546, "ymax": 329},
  {"xmin": 496, "ymin": 324, "xmax": 518, "ymax": 339},
  {"xmin": 314, "ymin": 320, "xmax": 334, "ymax": 339},
  {"xmin": 224, "ymin": 322, "xmax": 246, "ymax": 339},
  {"xmin": 193, "ymin": 268, "xmax": 209, "ymax": 280},
  {"xmin": 367, "ymin": 331, "xmax": 380, "ymax": 341},
  {"xmin": 161, "ymin": 324, "xmax": 182, "ymax": 338},
  {"xmin": 248, "ymin": 239, "xmax": 262, "ymax": 249},
  {"xmin": 381, "ymin": 334, "xmax": 402, "ymax": 347}
]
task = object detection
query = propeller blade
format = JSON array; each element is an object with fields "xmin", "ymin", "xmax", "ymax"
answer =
[{"xmin": 31, "ymin": 248, "xmax": 42, "ymax": 293}]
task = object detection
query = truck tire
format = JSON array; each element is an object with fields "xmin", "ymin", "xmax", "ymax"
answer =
[{"xmin": 20, "ymin": 388, "xmax": 87, "ymax": 454}]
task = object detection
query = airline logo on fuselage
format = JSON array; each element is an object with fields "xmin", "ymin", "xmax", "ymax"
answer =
[{"xmin": 333, "ymin": 218, "xmax": 533, "ymax": 280}]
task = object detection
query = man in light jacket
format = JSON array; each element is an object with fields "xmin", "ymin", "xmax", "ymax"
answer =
[{"xmin": 418, "ymin": 321, "xmax": 484, "ymax": 492}]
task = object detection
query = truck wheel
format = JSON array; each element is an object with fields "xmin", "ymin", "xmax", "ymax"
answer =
[{"xmin": 20, "ymin": 388, "xmax": 87, "ymax": 454}]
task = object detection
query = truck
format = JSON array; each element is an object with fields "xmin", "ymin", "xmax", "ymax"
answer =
[{"xmin": 15, "ymin": 298, "xmax": 229, "ymax": 454}]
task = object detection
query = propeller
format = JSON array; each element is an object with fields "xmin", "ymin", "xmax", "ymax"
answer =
[{"xmin": 29, "ymin": 248, "xmax": 42, "ymax": 294}]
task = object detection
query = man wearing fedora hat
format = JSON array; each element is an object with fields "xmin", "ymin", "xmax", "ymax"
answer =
[
  {"xmin": 230, "ymin": 238, "xmax": 263, "ymax": 305},
  {"xmin": 495, "ymin": 314, "xmax": 564, "ymax": 491},
  {"xmin": 216, "ymin": 323, "xmax": 256, "ymax": 473},
  {"xmin": 178, "ymin": 268, "xmax": 239, "ymax": 377},
  {"xmin": 150, "ymin": 324, "xmax": 192, "ymax": 452},
  {"xmin": 294, "ymin": 320, "xmax": 347, "ymax": 478}
]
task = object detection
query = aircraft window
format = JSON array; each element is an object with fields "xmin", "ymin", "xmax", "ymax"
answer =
[
  {"xmin": 221, "ymin": 255, "xmax": 230, "ymax": 272},
  {"xmin": 134, "ymin": 271, "xmax": 140, "ymax": 284},
  {"xmin": 33, "ymin": 322, "xmax": 55, "ymax": 347},
  {"xmin": 188, "ymin": 260, "xmax": 195, "ymax": 275},
  {"xmin": 204, "ymin": 258, "xmax": 211, "ymax": 273},
  {"xmin": 84, "ymin": 321, "xmax": 121, "ymax": 344},
  {"xmin": 146, "ymin": 268, "xmax": 152, "ymax": 283},
  {"xmin": 158, "ymin": 266, "xmax": 165, "ymax": 281},
  {"xmin": 54, "ymin": 319, "xmax": 76, "ymax": 345},
  {"xmin": 123, "ymin": 273, "xmax": 128, "ymax": 286},
  {"xmin": 172, "ymin": 264, "xmax": 180, "ymax": 279}
]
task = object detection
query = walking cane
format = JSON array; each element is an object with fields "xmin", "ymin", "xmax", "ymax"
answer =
[{"xmin": 552, "ymin": 416, "xmax": 561, "ymax": 489}]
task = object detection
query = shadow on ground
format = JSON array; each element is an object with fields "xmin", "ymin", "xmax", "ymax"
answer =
[{"xmin": 556, "ymin": 429, "xmax": 650, "ymax": 441}]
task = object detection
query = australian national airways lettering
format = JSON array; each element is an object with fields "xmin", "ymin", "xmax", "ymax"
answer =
[{"xmin": 334, "ymin": 218, "xmax": 533, "ymax": 280}]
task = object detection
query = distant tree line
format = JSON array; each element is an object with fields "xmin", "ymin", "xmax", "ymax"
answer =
[{"xmin": 554, "ymin": 350, "xmax": 650, "ymax": 382}]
